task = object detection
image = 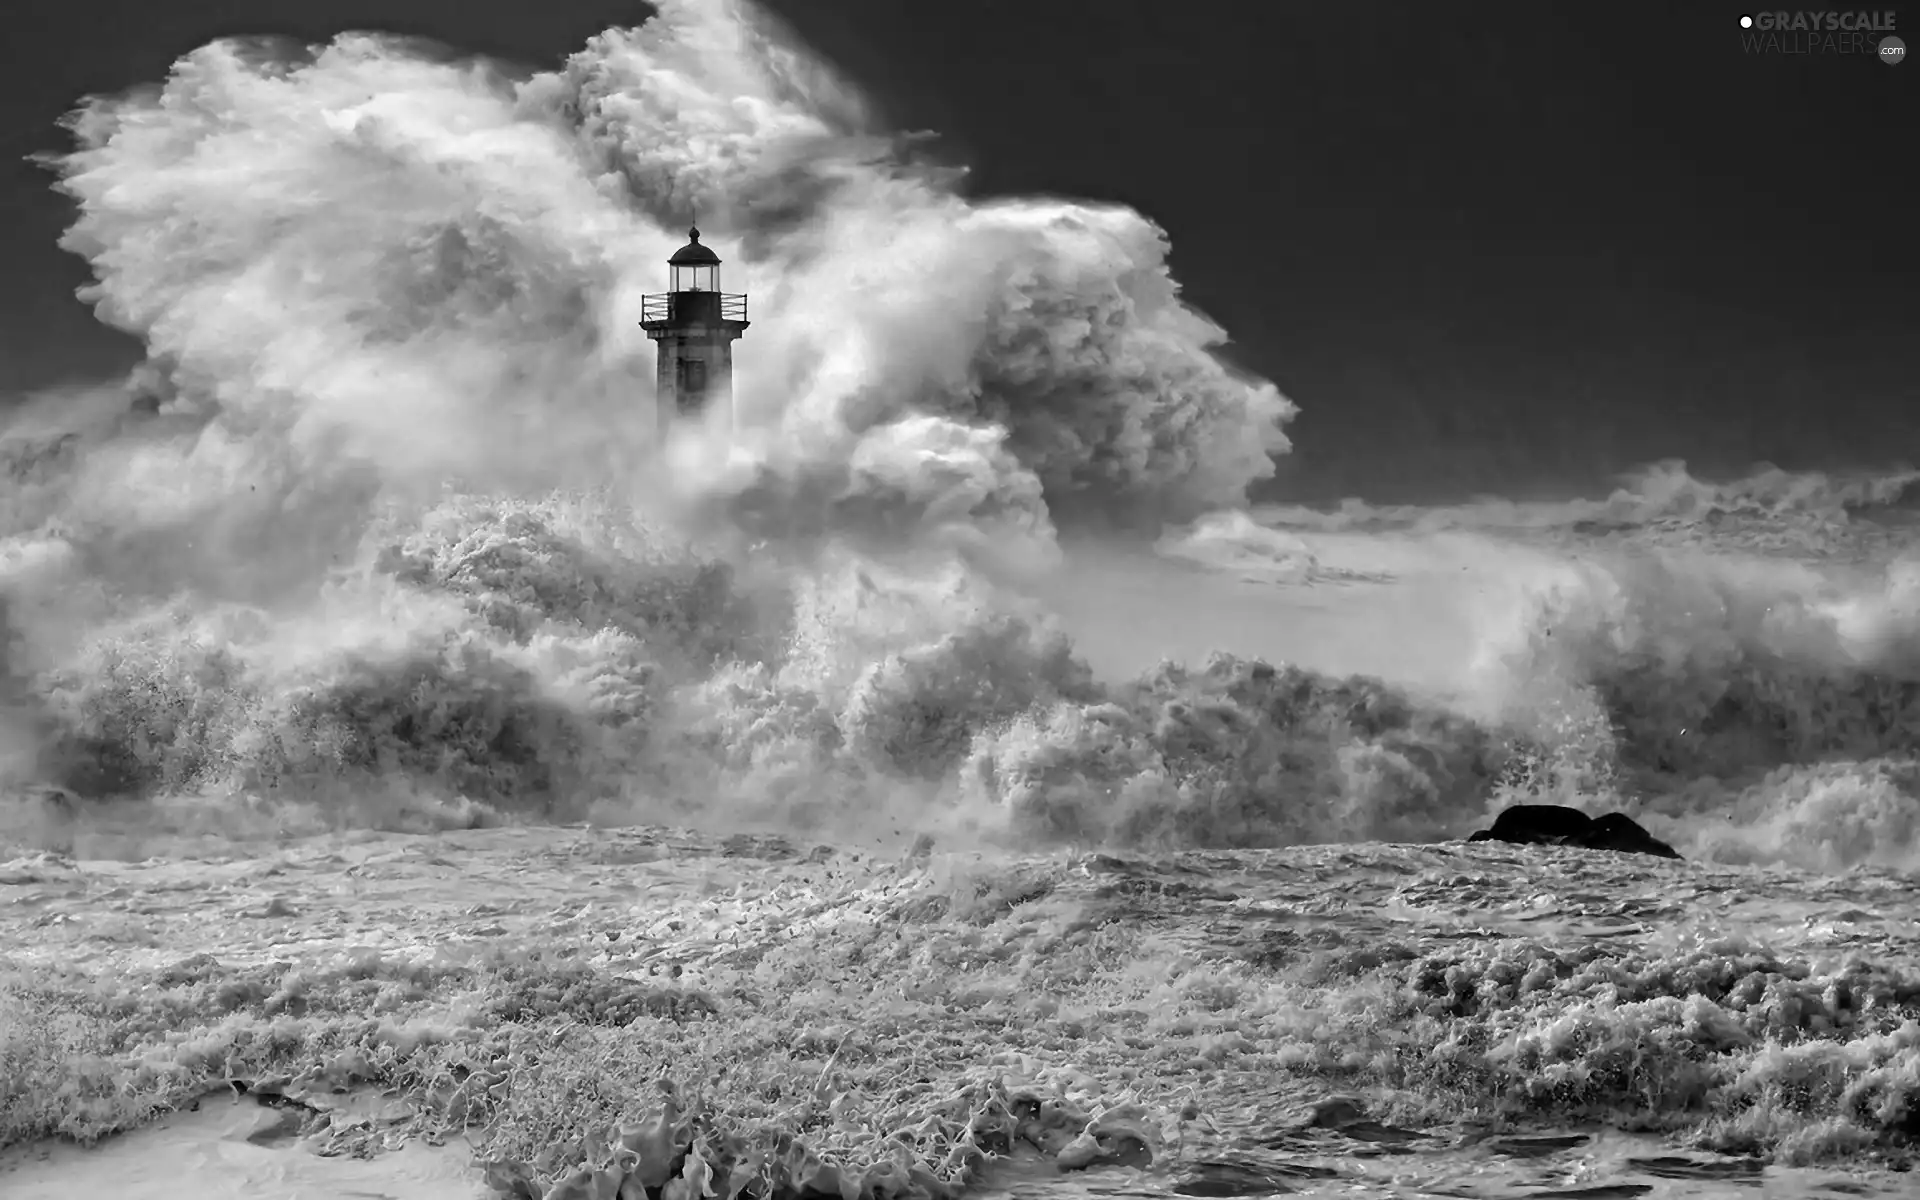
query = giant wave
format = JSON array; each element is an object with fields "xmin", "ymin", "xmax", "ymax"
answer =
[{"xmin": 2, "ymin": 0, "xmax": 1917, "ymax": 880}]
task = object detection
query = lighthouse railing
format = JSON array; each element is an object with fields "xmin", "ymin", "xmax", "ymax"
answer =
[{"xmin": 640, "ymin": 293, "xmax": 749, "ymax": 324}]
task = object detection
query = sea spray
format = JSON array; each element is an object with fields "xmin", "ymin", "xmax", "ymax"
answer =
[
  {"xmin": 5, "ymin": 0, "xmax": 1301, "ymax": 844},
  {"xmin": 4, "ymin": 0, "xmax": 1920, "ymax": 876}
]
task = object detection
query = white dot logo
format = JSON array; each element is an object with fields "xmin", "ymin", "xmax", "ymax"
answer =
[{"xmin": 1739, "ymin": 14, "xmax": 1753, "ymax": 27}]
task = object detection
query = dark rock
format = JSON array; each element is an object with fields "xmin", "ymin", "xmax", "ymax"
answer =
[
  {"xmin": 1471, "ymin": 803, "xmax": 1592, "ymax": 843},
  {"xmin": 1584, "ymin": 812, "xmax": 1683, "ymax": 858},
  {"xmin": 1467, "ymin": 804, "xmax": 1681, "ymax": 860}
]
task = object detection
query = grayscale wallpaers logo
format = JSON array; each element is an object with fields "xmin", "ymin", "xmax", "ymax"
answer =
[{"xmin": 1737, "ymin": 11, "xmax": 1905, "ymax": 61}]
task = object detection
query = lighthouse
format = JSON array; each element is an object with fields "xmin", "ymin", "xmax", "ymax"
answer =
[{"xmin": 640, "ymin": 226, "xmax": 749, "ymax": 432}]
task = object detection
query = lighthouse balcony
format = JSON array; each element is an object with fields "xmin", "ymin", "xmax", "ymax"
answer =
[{"xmin": 640, "ymin": 291, "xmax": 748, "ymax": 325}]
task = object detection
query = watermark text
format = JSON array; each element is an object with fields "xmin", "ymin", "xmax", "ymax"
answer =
[{"xmin": 1737, "ymin": 11, "xmax": 1905, "ymax": 60}]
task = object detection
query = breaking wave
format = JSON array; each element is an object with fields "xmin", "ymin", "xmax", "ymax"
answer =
[
  {"xmin": 1256, "ymin": 459, "xmax": 1920, "ymax": 536},
  {"xmin": 1475, "ymin": 543, "xmax": 1920, "ymax": 871},
  {"xmin": 3, "ymin": 0, "xmax": 1917, "ymax": 881}
]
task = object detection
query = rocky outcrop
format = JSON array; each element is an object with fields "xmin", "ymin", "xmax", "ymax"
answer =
[{"xmin": 1468, "ymin": 804, "xmax": 1682, "ymax": 860}]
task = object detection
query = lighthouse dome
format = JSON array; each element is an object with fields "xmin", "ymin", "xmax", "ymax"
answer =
[{"xmin": 668, "ymin": 226, "xmax": 721, "ymax": 266}]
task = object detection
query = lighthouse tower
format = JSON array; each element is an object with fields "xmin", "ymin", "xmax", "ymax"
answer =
[{"xmin": 640, "ymin": 226, "xmax": 749, "ymax": 432}]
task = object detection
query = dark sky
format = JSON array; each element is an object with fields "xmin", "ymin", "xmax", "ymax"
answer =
[{"xmin": 1, "ymin": 0, "xmax": 1913, "ymax": 503}]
